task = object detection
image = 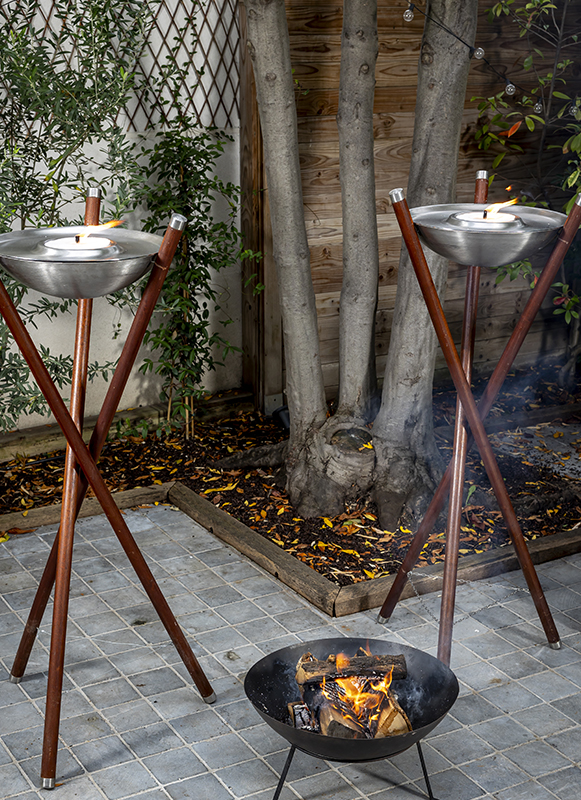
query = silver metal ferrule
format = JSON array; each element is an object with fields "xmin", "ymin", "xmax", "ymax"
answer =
[
  {"xmin": 575, "ymin": 193, "xmax": 581, "ymax": 207},
  {"xmin": 390, "ymin": 188, "xmax": 405, "ymax": 204},
  {"xmin": 9, "ymin": 673, "xmax": 22, "ymax": 684},
  {"xmin": 549, "ymin": 640, "xmax": 562, "ymax": 650},
  {"xmin": 376, "ymin": 613, "xmax": 389, "ymax": 625},
  {"xmin": 476, "ymin": 170, "xmax": 488, "ymax": 180},
  {"xmin": 170, "ymin": 213, "xmax": 187, "ymax": 231},
  {"xmin": 203, "ymin": 691, "xmax": 217, "ymax": 704},
  {"xmin": 41, "ymin": 777, "xmax": 56, "ymax": 789},
  {"xmin": 87, "ymin": 187, "xmax": 102, "ymax": 198}
]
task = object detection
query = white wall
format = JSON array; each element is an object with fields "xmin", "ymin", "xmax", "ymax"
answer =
[{"xmin": 11, "ymin": 128, "xmax": 242, "ymax": 430}]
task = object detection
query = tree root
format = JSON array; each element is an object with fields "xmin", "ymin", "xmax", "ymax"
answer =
[{"xmin": 216, "ymin": 440, "xmax": 288, "ymax": 470}]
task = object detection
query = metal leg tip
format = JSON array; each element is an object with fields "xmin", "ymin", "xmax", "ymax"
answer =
[
  {"xmin": 376, "ymin": 613, "xmax": 389, "ymax": 625},
  {"xmin": 9, "ymin": 674, "xmax": 22, "ymax": 684},
  {"xmin": 41, "ymin": 778, "xmax": 55, "ymax": 790},
  {"xmin": 202, "ymin": 691, "xmax": 217, "ymax": 704},
  {"xmin": 549, "ymin": 640, "xmax": 562, "ymax": 650}
]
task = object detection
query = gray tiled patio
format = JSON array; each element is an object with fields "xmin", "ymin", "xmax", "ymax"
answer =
[{"xmin": 1, "ymin": 504, "xmax": 581, "ymax": 799}]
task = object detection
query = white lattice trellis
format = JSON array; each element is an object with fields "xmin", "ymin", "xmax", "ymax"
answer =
[{"xmin": 15, "ymin": 0, "xmax": 240, "ymax": 131}]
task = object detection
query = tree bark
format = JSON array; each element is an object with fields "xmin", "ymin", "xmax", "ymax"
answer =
[
  {"xmin": 242, "ymin": 0, "xmax": 327, "ymax": 445},
  {"xmin": 336, "ymin": 0, "xmax": 379, "ymax": 423},
  {"xmin": 372, "ymin": 0, "xmax": 479, "ymax": 529}
]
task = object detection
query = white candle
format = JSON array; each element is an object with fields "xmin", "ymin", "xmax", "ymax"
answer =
[
  {"xmin": 46, "ymin": 236, "xmax": 113, "ymax": 251},
  {"xmin": 455, "ymin": 211, "xmax": 517, "ymax": 224}
]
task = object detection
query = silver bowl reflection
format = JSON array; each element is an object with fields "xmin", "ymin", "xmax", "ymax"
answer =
[
  {"xmin": 0, "ymin": 227, "xmax": 163, "ymax": 298},
  {"xmin": 411, "ymin": 203, "xmax": 565, "ymax": 267}
]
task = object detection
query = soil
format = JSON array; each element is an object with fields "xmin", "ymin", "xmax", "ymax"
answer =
[{"xmin": 1, "ymin": 362, "xmax": 581, "ymax": 587}]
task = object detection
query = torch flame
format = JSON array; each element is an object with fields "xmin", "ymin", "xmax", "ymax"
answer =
[
  {"xmin": 77, "ymin": 220, "xmax": 123, "ymax": 242},
  {"xmin": 484, "ymin": 198, "xmax": 518, "ymax": 218}
]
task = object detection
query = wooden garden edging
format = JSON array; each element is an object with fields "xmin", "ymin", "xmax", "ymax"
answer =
[{"xmin": 5, "ymin": 480, "xmax": 581, "ymax": 618}]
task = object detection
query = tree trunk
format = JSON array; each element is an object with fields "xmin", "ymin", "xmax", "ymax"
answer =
[
  {"xmin": 372, "ymin": 0, "xmax": 479, "ymax": 529},
  {"xmin": 243, "ymin": 0, "xmax": 479, "ymax": 526},
  {"xmin": 336, "ymin": 0, "xmax": 380, "ymax": 424},
  {"xmin": 242, "ymin": 0, "xmax": 327, "ymax": 445}
]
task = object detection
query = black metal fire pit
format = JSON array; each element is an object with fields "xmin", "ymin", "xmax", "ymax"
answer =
[{"xmin": 244, "ymin": 638, "xmax": 458, "ymax": 799}]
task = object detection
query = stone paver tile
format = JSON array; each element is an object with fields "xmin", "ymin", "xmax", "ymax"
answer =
[
  {"xmin": 461, "ymin": 753, "xmax": 529, "ymax": 793},
  {"xmin": 58, "ymin": 711, "xmax": 114, "ymax": 744},
  {"xmin": 143, "ymin": 746, "xmax": 205, "ymax": 783},
  {"xmin": 105, "ymin": 698, "xmax": 162, "ymax": 732},
  {"xmin": 0, "ymin": 701, "xmax": 44, "ymax": 734},
  {"xmin": 519, "ymin": 670, "xmax": 578, "ymax": 703},
  {"xmin": 470, "ymin": 715, "xmax": 534, "ymax": 749},
  {"xmin": 454, "ymin": 661, "xmax": 511, "ymax": 693},
  {"xmin": 488, "ymin": 650, "xmax": 545, "ymax": 680},
  {"xmin": 504, "ymin": 739, "xmax": 572, "ymax": 777},
  {"xmin": 337, "ymin": 758, "xmax": 408, "ymax": 795},
  {"xmin": 193, "ymin": 731, "xmax": 256, "ymax": 768},
  {"xmin": 449, "ymin": 692, "xmax": 502, "ymax": 725},
  {"xmin": 91, "ymin": 760, "xmax": 158, "ymax": 799},
  {"xmin": 554, "ymin": 658, "xmax": 581, "ymax": 687},
  {"xmin": 65, "ymin": 656, "xmax": 120, "ymax": 686},
  {"xmin": 165, "ymin": 772, "xmax": 234, "ymax": 800},
  {"xmin": 170, "ymin": 708, "xmax": 231, "ymax": 743},
  {"xmin": 122, "ymin": 721, "xmax": 184, "ymax": 757},
  {"xmin": 428, "ymin": 728, "xmax": 494, "ymax": 765},
  {"xmin": 495, "ymin": 780, "xmax": 565, "ymax": 800},
  {"xmin": 513, "ymin": 703, "xmax": 575, "ymax": 737},
  {"xmin": 288, "ymin": 768, "xmax": 359, "ymax": 800},
  {"xmin": 546, "ymin": 728, "xmax": 581, "ymax": 762},
  {"xmin": 18, "ymin": 748, "xmax": 83, "ymax": 784},
  {"xmin": 83, "ymin": 677, "xmax": 140, "ymax": 709},
  {"xmin": 147, "ymin": 686, "xmax": 206, "ymax": 720},
  {"xmin": 551, "ymin": 692, "xmax": 581, "ymax": 724},
  {"xmin": 129, "ymin": 666, "xmax": 186, "ymax": 697},
  {"xmin": 413, "ymin": 767, "xmax": 484, "ymax": 800},
  {"xmin": 72, "ymin": 734, "xmax": 133, "ymax": 771},
  {"xmin": 538, "ymin": 766, "xmax": 581, "ymax": 798},
  {"xmin": 0, "ymin": 762, "xmax": 33, "ymax": 796},
  {"xmin": 480, "ymin": 680, "xmax": 542, "ymax": 713}
]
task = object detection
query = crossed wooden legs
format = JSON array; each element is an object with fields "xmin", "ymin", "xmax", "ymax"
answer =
[
  {"xmin": 380, "ymin": 189, "xmax": 581, "ymax": 665},
  {"xmin": 2, "ymin": 203, "xmax": 215, "ymax": 787}
]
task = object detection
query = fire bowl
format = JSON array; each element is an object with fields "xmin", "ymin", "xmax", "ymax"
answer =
[
  {"xmin": 0, "ymin": 227, "xmax": 163, "ymax": 298},
  {"xmin": 411, "ymin": 203, "xmax": 566, "ymax": 268},
  {"xmin": 244, "ymin": 638, "xmax": 458, "ymax": 763}
]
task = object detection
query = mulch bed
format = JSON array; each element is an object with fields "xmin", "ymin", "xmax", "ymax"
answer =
[{"xmin": 1, "ymin": 363, "xmax": 581, "ymax": 586}]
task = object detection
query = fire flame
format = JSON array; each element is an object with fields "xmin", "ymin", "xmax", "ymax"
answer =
[
  {"xmin": 484, "ymin": 198, "xmax": 518, "ymax": 217},
  {"xmin": 321, "ymin": 653, "xmax": 394, "ymax": 732},
  {"xmin": 77, "ymin": 220, "xmax": 123, "ymax": 242}
]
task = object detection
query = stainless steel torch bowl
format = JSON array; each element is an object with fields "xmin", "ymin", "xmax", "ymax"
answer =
[
  {"xmin": 0, "ymin": 228, "xmax": 164, "ymax": 298},
  {"xmin": 411, "ymin": 204, "xmax": 566, "ymax": 268}
]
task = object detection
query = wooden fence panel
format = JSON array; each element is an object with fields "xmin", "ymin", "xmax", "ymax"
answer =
[{"xmin": 241, "ymin": 0, "xmax": 576, "ymax": 406}]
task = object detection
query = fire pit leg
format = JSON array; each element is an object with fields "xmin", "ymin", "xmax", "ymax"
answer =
[
  {"xmin": 416, "ymin": 741, "xmax": 438, "ymax": 800},
  {"xmin": 272, "ymin": 745, "xmax": 296, "ymax": 800}
]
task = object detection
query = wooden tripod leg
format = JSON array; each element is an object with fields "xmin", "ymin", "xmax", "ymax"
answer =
[
  {"xmin": 437, "ymin": 265, "xmax": 480, "ymax": 665},
  {"xmin": 391, "ymin": 190, "xmax": 560, "ymax": 649},
  {"xmin": 438, "ymin": 175, "xmax": 487, "ymax": 666},
  {"xmin": 378, "ymin": 194, "xmax": 581, "ymax": 625},
  {"xmin": 9, "ymin": 211, "xmax": 186, "ymax": 681},
  {"xmin": 0, "ymin": 279, "xmax": 216, "ymax": 706},
  {"xmin": 41, "ymin": 298, "xmax": 92, "ymax": 788},
  {"xmin": 10, "ymin": 192, "xmax": 100, "ymax": 689}
]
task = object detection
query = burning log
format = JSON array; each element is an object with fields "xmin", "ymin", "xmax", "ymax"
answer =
[
  {"xmin": 294, "ymin": 649, "xmax": 412, "ymax": 739},
  {"xmin": 296, "ymin": 651, "xmax": 407, "ymax": 684}
]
